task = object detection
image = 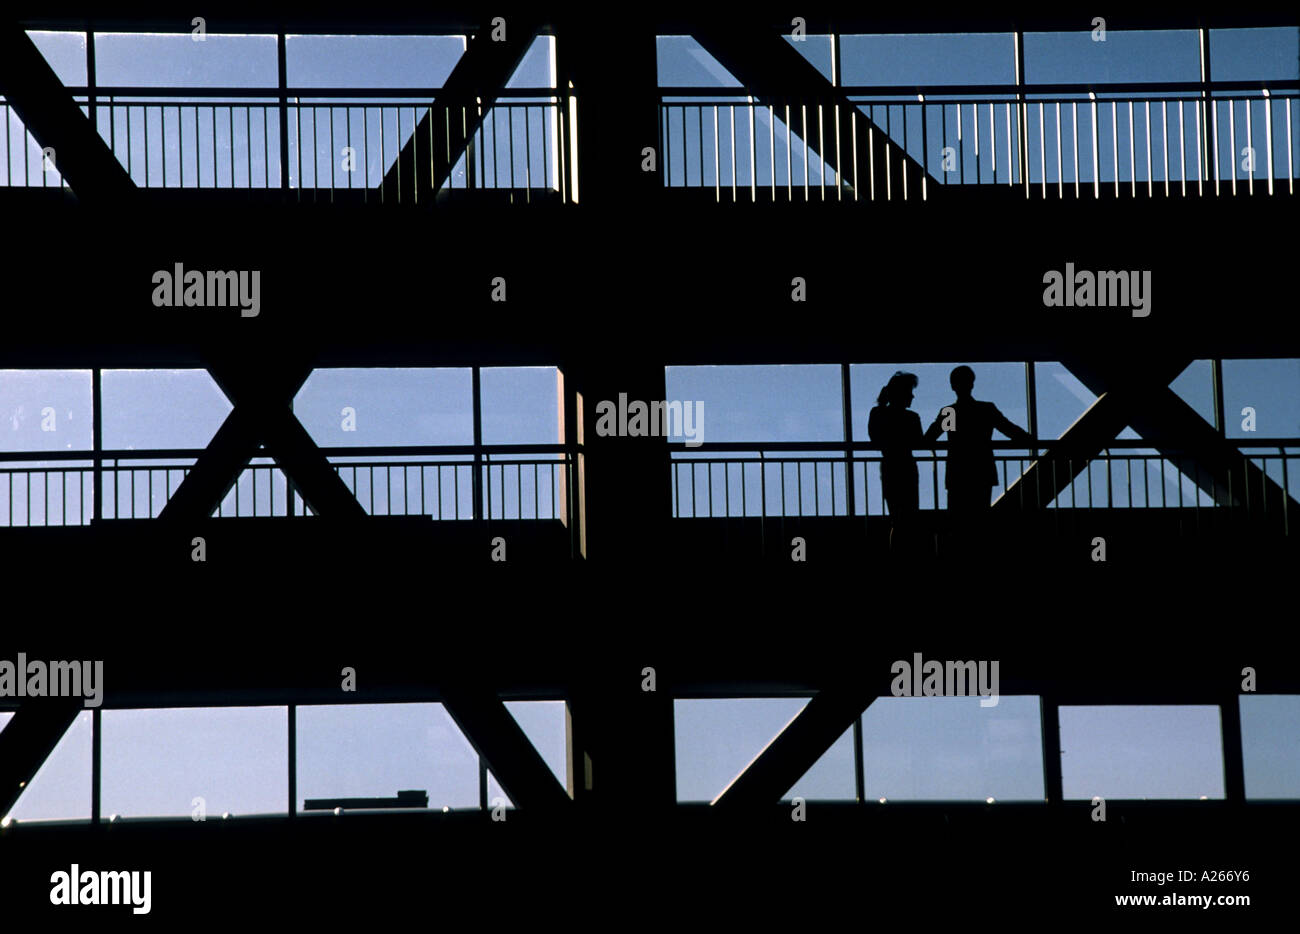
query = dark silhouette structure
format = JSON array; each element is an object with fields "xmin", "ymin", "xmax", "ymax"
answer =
[
  {"xmin": 0, "ymin": 5, "xmax": 1297, "ymax": 924},
  {"xmin": 925, "ymin": 365, "xmax": 1033, "ymax": 514}
]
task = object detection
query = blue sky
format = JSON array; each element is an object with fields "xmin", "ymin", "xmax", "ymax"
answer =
[{"xmin": 2, "ymin": 28, "xmax": 1298, "ymax": 818}]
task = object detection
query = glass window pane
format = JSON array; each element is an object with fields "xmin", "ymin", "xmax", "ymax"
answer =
[
  {"xmin": 1223, "ymin": 359, "xmax": 1300, "ymax": 439},
  {"xmin": 1240, "ymin": 695, "xmax": 1300, "ymax": 800},
  {"xmin": 504, "ymin": 36, "xmax": 556, "ymax": 89},
  {"xmin": 297, "ymin": 703, "xmax": 478, "ymax": 812},
  {"xmin": 785, "ymin": 725, "xmax": 855, "ymax": 800},
  {"xmin": 1210, "ymin": 28, "xmax": 1300, "ymax": 81},
  {"xmin": 28, "ymin": 31, "xmax": 88, "ymax": 86},
  {"xmin": 783, "ymin": 35, "xmax": 834, "ymax": 82},
  {"xmin": 667, "ymin": 365, "xmax": 842, "ymax": 443},
  {"xmin": 102, "ymin": 369, "xmax": 232, "ymax": 450},
  {"xmin": 0, "ymin": 369, "xmax": 93, "ymax": 451},
  {"xmin": 1059, "ymin": 705, "xmax": 1225, "ymax": 800},
  {"xmin": 656, "ymin": 36, "xmax": 742, "ymax": 87},
  {"xmin": 486, "ymin": 770, "xmax": 513, "ymax": 810},
  {"xmin": 95, "ymin": 33, "xmax": 278, "ymax": 87},
  {"xmin": 504, "ymin": 700, "xmax": 567, "ymax": 788},
  {"xmin": 1033, "ymin": 361, "xmax": 1095, "ymax": 441},
  {"xmin": 862, "ymin": 697, "xmax": 1043, "ymax": 801},
  {"xmin": 295, "ymin": 367, "xmax": 473, "ymax": 447},
  {"xmin": 102, "ymin": 707, "xmax": 287, "ymax": 817},
  {"xmin": 1023, "ymin": 30, "xmax": 1200, "ymax": 84},
  {"xmin": 674, "ymin": 698, "xmax": 806, "ymax": 802},
  {"xmin": 2, "ymin": 710, "xmax": 92, "ymax": 822},
  {"xmin": 286, "ymin": 35, "xmax": 465, "ymax": 88},
  {"xmin": 1170, "ymin": 359, "xmax": 1215, "ymax": 427},
  {"xmin": 480, "ymin": 367, "xmax": 559, "ymax": 445},
  {"xmin": 841, "ymin": 33, "xmax": 1015, "ymax": 86}
]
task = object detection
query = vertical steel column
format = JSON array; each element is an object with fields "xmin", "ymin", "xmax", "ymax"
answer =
[
  {"xmin": 478, "ymin": 755, "xmax": 489, "ymax": 809},
  {"xmin": 1040, "ymin": 696, "xmax": 1063, "ymax": 804},
  {"xmin": 1015, "ymin": 30, "xmax": 1028, "ymax": 195},
  {"xmin": 472, "ymin": 366, "xmax": 484, "ymax": 519},
  {"xmin": 841, "ymin": 363, "xmax": 855, "ymax": 518},
  {"xmin": 91, "ymin": 708, "xmax": 101, "ymax": 824},
  {"xmin": 1025, "ymin": 361, "xmax": 1039, "ymax": 460},
  {"xmin": 852, "ymin": 715, "xmax": 865, "ymax": 803},
  {"xmin": 287, "ymin": 704, "xmax": 297, "ymax": 817},
  {"xmin": 1220, "ymin": 693, "xmax": 1246, "ymax": 803},
  {"xmin": 86, "ymin": 31, "xmax": 96, "ymax": 156},
  {"xmin": 1212, "ymin": 359, "xmax": 1227, "ymax": 437},
  {"xmin": 277, "ymin": 34, "xmax": 289, "ymax": 193},
  {"xmin": 92, "ymin": 368, "xmax": 103, "ymax": 522},
  {"xmin": 558, "ymin": 366, "xmax": 583, "ymax": 558},
  {"xmin": 287, "ymin": 397, "xmax": 296, "ymax": 516},
  {"xmin": 1200, "ymin": 29, "xmax": 1215, "ymax": 189}
]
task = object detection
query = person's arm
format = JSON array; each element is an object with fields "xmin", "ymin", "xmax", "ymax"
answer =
[
  {"xmin": 867, "ymin": 407, "xmax": 881, "ymax": 443},
  {"xmin": 992, "ymin": 406, "xmax": 1033, "ymax": 444},
  {"xmin": 922, "ymin": 414, "xmax": 943, "ymax": 444}
]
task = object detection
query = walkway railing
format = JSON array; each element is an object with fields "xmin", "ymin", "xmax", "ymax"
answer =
[
  {"xmin": 659, "ymin": 80, "xmax": 1300, "ymax": 201},
  {"xmin": 669, "ymin": 439, "xmax": 1296, "ymax": 535},
  {"xmin": 2, "ymin": 86, "xmax": 574, "ymax": 202},
  {"xmin": 0, "ymin": 444, "xmax": 574, "ymax": 527}
]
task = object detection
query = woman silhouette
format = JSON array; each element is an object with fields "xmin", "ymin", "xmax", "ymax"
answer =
[{"xmin": 868, "ymin": 372, "xmax": 923, "ymax": 548}]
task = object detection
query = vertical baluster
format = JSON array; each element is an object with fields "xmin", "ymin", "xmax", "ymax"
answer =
[
  {"xmin": 1039, "ymin": 101, "xmax": 1046, "ymax": 198},
  {"xmin": 1127, "ymin": 100, "xmax": 1135, "ymax": 197},
  {"xmin": 769, "ymin": 104, "xmax": 776, "ymax": 201},
  {"xmin": 1262, "ymin": 89, "xmax": 1274, "ymax": 196},
  {"xmin": 1144, "ymin": 100, "xmax": 1151, "ymax": 197},
  {"xmin": 1162, "ymin": 100, "xmax": 1169, "ymax": 197},
  {"xmin": 1245, "ymin": 95, "xmax": 1254, "ymax": 195},
  {"xmin": 749, "ymin": 95, "xmax": 757, "ymax": 202},
  {"xmin": 1055, "ymin": 101, "xmax": 1062, "ymax": 198},
  {"xmin": 1228, "ymin": 97, "xmax": 1236, "ymax": 195},
  {"xmin": 1111, "ymin": 99, "xmax": 1118, "ymax": 197},
  {"xmin": 785, "ymin": 103, "xmax": 791, "ymax": 201},
  {"xmin": 730, "ymin": 104, "xmax": 737, "ymax": 202},
  {"xmin": 801, "ymin": 103, "xmax": 808, "ymax": 202},
  {"xmin": 835, "ymin": 99, "xmax": 842, "ymax": 200},
  {"xmin": 819, "ymin": 101, "xmax": 826, "ymax": 201},
  {"xmin": 1073, "ymin": 101, "xmax": 1080, "ymax": 198},
  {"xmin": 715, "ymin": 104, "xmax": 721, "ymax": 202},
  {"xmin": 1090, "ymin": 93, "xmax": 1100, "ymax": 198}
]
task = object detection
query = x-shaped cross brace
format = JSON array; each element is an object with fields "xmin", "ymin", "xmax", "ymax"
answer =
[
  {"xmin": 157, "ymin": 357, "xmax": 365, "ymax": 522},
  {"xmin": 995, "ymin": 355, "xmax": 1296, "ymax": 514}
]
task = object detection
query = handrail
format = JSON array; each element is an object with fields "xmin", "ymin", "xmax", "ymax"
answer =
[
  {"xmin": 662, "ymin": 79, "xmax": 1300, "ymax": 97},
  {"xmin": 0, "ymin": 443, "xmax": 576, "ymax": 463},
  {"xmin": 665, "ymin": 439, "xmax": 1300, "ymax": 453}
]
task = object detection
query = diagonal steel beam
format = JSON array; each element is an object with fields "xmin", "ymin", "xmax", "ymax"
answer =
[
  {"xmin": 712, "ymin": 689, "xmax": 874, "ymax": 807},
  {"xmin": 381, "ymin": 18, "xmax": 543, "ymax": 201},
  {"xmin": 156, "ymin": 405, "xmax": 265, "ymax": 522},
  {"xmin": 158, "ymin": 359, "xmax": 365, "ymax": 522},
  {"xmin": 995, "ymin": 357, "xmax": 1192, "ymax": 512},
  {"xmin": 0, "ymin": 25, "xmax": 134, "ymax": 201},
  {"xmin": 438, "ymin": 681, "xmax": 571, "ymax": 812},
  {"xmin": 1064, "ymin": 357, "xmax": 1296, "ymax": 511},
  {"xmin": 0, "ymin": 704, "xmax": 80, "ymax": 817},
  {"xmin": 691, "ymin": 27, "xmax": 936, "ymax": 198}
]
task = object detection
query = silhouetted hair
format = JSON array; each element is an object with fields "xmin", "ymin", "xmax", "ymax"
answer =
[
  {"xmin": 950, "ymin": 365, "xmax": 976, "ymax": 393},
  {"xmin": 878, "ymin": 371, "xmax": 919, "ymax": 406}
]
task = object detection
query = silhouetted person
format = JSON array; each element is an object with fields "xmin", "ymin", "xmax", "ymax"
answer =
[
  {"xmin": 924, "ymin": 365, "xmax": 1032, "ymax": 515},
  {"xmin": 868, "ymin": 372, "xmax": 922, "ymax": 551}
]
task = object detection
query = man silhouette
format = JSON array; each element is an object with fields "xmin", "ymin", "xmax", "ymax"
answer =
[{"xmin": 924, "ymin": 366, "xmax": 1032, "ymax": 514}]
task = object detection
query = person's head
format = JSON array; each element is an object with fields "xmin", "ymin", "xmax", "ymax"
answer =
[
  {"xmin": 949, "ymin": 365, "xmax": 976, "ymax": 396},
  {"xmin": 878, "ymin": 371, "xmax": 918, "ymax": 408}
]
